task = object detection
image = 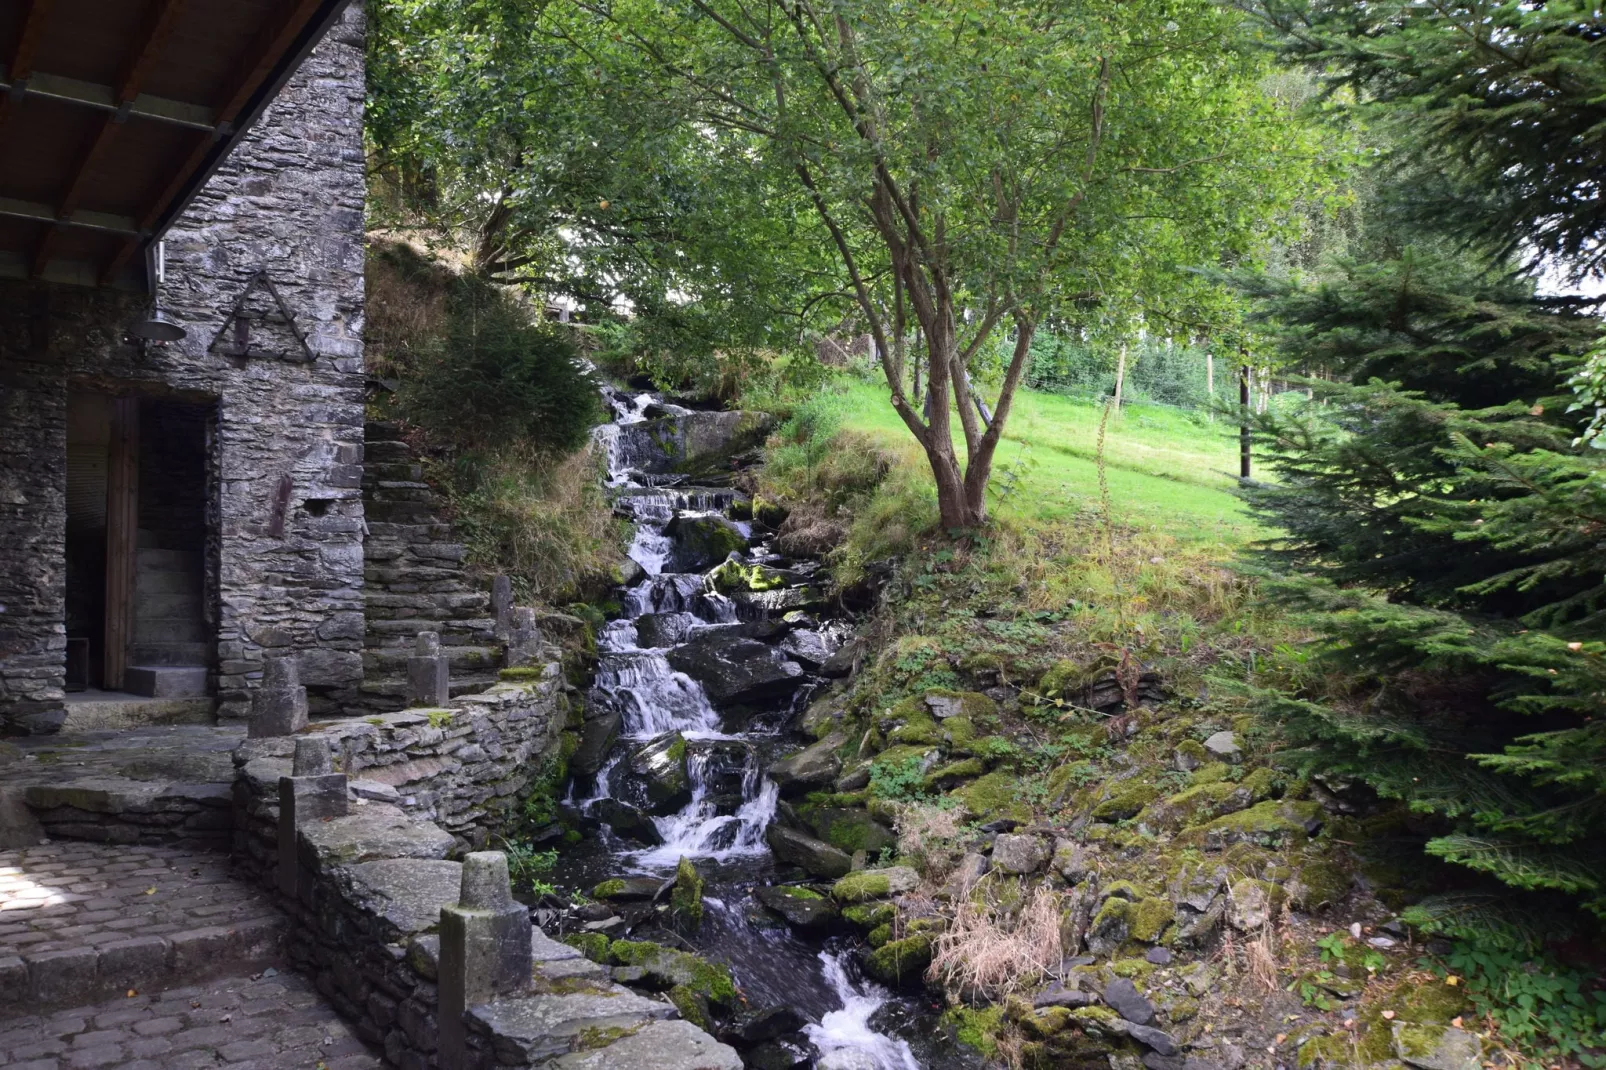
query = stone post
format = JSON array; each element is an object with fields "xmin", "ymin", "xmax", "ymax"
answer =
[
  {"xmin": 249, "ymin": 656, "xmax": 308, "ymax": 738},
  {"xmin": 277, "ymin": 737, "xmax": 348, "ymax": 898},
  {"xmin": 504, "ymin": 608, "xmax": 543, "ymax": 670},
  {"xmin": 407, "ymin": 630, "xmax": 450, "ymax": 707},
  {"xmin": 491, "ymin": 575, "xmax": 515, "ymax": 640},
  {"xmin": 438, "ymin": 852, "xmax": 532, "ymax": 1070}
]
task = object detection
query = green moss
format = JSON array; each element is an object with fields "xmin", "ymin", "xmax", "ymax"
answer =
[
  {"xmin": 1093, "ymin": 779, "xmax": 1163, "ymax": 821},
  {"xmin": 831, "ymin": 871, "xmax": 891, "ymax": 902},
  {"xmin": 752, "ymin": 495, "xmax": 788, "ymax": 526},
  {"xmin": 950, "ymin": 770, "xmax": 1033, "ymax": 824},
  {"xmin": 608, "ymin": 941, "xmax": 736, "ymax": 1005},
  {"xmin": 498, "ymin": 667, "xmax": 545, "ymax": 681},
  {"xmin": 1188, "ymin": 762, "xmax": 1233, "ymax": 785},
  {"xmin": 923, "ymin": 757, "xmax": 986, "ymax": 791},
  {"xmin": 561, "ymin": 933, "xmax": 611, "ymax": 963},
  {"xmin": 1188, "ymin": 799, "xmax": 1319, "ymax": 847},
  {"xmin": 664, "ymin": 735, "xmax": 688, "ymax": 764},
  {"xmin": 864, "ymin": 934, "xmax": 934, "ymax": 985},
  {"xmin": 1068, "ymin": 1005, "xmax": 1122, "ymax": 1028},
  {"xmin": 574, "ymin": 1023, "xmax": 646, "ymax": 1049},
  {"xmin": 842, "ymin": 902, "xmax": 897, "ymax": 929},
  {"xmin": 943, "ymin": 1005, "xmax": 1005, "ymax": 1059},
  {"xmin": 1109, "ymin": 958, "xmax": 1157, "ymax": 981},
  {"xmin": 1239, "ymin": 766, "xmax": 1281, "ymax": 800},
  {"xmin": 669, "ymin": 984, "xmax": 712, "ymax": 1031},
  {"xmin": 868, "ymin": 923, "xmax": 893, "ymax": 948},
  {"xmin": 805, "ymin": 808, "xmax": 897, "ymax": 854},
  {"xmin": 888, "ymin": 714, "xmax": 944, "ymax": 746},
  {"xmin": 591, "ymin": 879, "xmax": 627, "ymax": 899},
  {"xmin": 670, "ymin": 857, "xmax": 704, "ymax": 932},
  {"xmin": 1020, "ymin": 1006, "xmax": 1074, "ymax": 1039},
  {"xmin": 1175, "ymin": 739, "xmax": 1208, "ymax": 766},
  {"xmin": 709, "ymin": 559, "xmax": 788, "ymax": 593},
  {"xmin": 1038, "ymin": 659, "xmax": 1093, "ymax": 699},
  {"xmin": 942, "ymin": 716, "xmax": 977, "ymax": 750},
  {"xmin": 1142, "ymin": 781, "xmax": 1247, "ymax": 830},
  {"xmin": 1128, "ymin": 897, "xmax": 1175, "ymax": 943},
  {"xmin": 1101, "ymin": 880, "xmax": 1141, "ymax": 901}
]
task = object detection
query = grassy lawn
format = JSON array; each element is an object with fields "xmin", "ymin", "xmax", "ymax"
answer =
[{"xmin": 824, "ymin": 377, "xmax": 1260, "ymax": 549}]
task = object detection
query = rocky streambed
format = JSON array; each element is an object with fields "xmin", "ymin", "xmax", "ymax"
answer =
[{"xmin": 535, "ymin": 384, "xmax": 974, "ymax": 1070}]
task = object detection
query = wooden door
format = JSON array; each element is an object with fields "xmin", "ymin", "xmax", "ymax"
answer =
[{"xmin": 103, "ymin": 397, "xmax": 138, "ymax": 690}]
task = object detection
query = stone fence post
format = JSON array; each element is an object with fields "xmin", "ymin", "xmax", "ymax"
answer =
[
  {"xmin": 277, "ymin": 738, "xmax": 347, "ymax": 898},
  {"xmin": 408, "ymin": 631, "xmax": 450, "ymax": 707},
  {"xmin": 249, "ymin": 655, "xmax": 307, "ymax": 738},
  {"xmin": 491, "ymin": 575, "xmax": 514, "ymax": 641},
  {"xmin": 438, "ymin": 852, "xmax": 532, "ymax": 1070},
  {"xmin": 504, "ymin": 608, "xmax": 543, "ymax": 670}
]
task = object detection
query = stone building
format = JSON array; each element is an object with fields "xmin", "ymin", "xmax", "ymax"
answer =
[{"xmin": 0, "ymin": 1, "xmax": 368, "ymax": 733}]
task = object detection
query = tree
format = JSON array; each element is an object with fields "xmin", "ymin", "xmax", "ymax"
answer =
[{"xmin": 581, "ymin": 0, "xmax": 1317, "ymax": 527}]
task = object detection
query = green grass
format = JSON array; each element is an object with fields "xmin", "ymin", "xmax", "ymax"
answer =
[{"xmin": 826, "ymin": 377, "xmax": 1259, "ymax": 547}]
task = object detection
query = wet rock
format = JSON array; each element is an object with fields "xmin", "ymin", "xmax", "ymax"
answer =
[
  {"xmin": 1202, "ymin": 731, "xmax": 1242, "ymax": 762},
  {"xmin": 765, "ymin": 825, "xmax": 853, "ymax": 879},
  {"xmin": 778, "ymin": 629, "xmax": 834, "ymax": 670},
  {"xmin": 992, "ymin": 833, "xmax": 1050, "ymax": 875},
  {"xmin": 634, "ymin": 613, "xmax": 696, "ymax": 650},
  {"xmin": 629, "ymin": 732, "xmax": 692, "ymax": 814},
  {"xmin": 591, "ymin": 799, "xmax": 662, "ymax": 845},
  {"xmin": 819, "ymin": 645, "xmax": 859, "ymax": 679},
  {"xmin": 572, "ymin": 707, "xmax": 622, "ymax": 775},
  {"xmin": 754, "ymin": 885, "xmax": 839, "ymax": 932},
  {"xmin": 863, "ymin": 934, "xmax": 934, "ymax": 986},
  {"xmin": 768, "ymin": 731, "xmax": 846, "ymax": 797},
  {"xmin": 1393, "ymin": 1023, "xmax": 1482, "ymax": 1070},
  {"xmin": 666, "ymin": 632, "xmax": 805, "ymax": 708},
  {"xmin": 666, "ymin": 514, "xmax": 749, "ymax": 572},
  {"xmin": 742, "ymin": 1035, "xmax": 815, "ymax": 1070},
  {"xmin": 817, "ymin": 1050, "xmax": 880, "ymax": 1070},
  {"xmin": 1104, "ymin": 977, "xmax": 1157, "ymax": 1026},
  {"xmin": 593, "ymin": 877, "xmax": 666, "ymax": 901},
  {"xmin": 721, "ymin": 1005, "xmax": 809, "ymax": 1046}
]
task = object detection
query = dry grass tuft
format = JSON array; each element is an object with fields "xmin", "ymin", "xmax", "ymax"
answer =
[
  {"xmin": 928, "ymin": 886, "xmax": 1063, "ymax": 999},
  {"xmin": 895, "ymin": 804, "xmax": 965, "ymax": 880},
  {"xmin": 1247, "ymin": 915, "xmax": 1281, "ymax": 993}
]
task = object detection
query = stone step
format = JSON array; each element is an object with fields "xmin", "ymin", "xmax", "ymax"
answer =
[
  {"xmin": 364, "ymin": 439, "xmax": 415, "ymax": 464},
  {"xmin": 362, "ymin": 500, "xmax": 438, "ymax": 524},
  {"xmin": 129, "ymin": 641, "xmax": 212, "ymax": 666},
  {"xmin": 134, "ymin": 547, "xmax": 202, "ymax": 571},
  {"xmin": 366, "ymin": 618, "xmax": 497, "ymax": 643},
  {"xmin": 133, "ymin": 617, "xmax": 210, "ymax": 644},
  {"xmin": 124, "ymin": 665, "xmax": 209, "ymax": 698},
  {"xmin": 363, "ymin": 566, "xmax": 478, "ymax": 588},
  {"xmin": 366, "ymin": 590, "xmax": 489, "ymax": 613},
  {"xmin": 134, "ymin": 592, "xmax": 205, "ymax": 620},
  {"xmin": 135, "ymin": 570, "xmax": 203, "ymax": 596},
  {"xmin": 366, "ymin": 521, "xmax": 457, "ymax": 541},
  {"xmin": 363, "ymin": 460, "xmax": 424, "ymax": 483},
  {"xmin": 364, "ymin": 540, "xmax": 469, "ymax": 565},
  {"xmin": 59, "ymin": 694, "xmax": 216, "ymax": 731},
  {"xmin": 365, "ymin": 420, "xmax": 404, "ymax": 439},
  {"xmin": 357, "ymin": 674, "xmax": 502, "ymax": 706}
]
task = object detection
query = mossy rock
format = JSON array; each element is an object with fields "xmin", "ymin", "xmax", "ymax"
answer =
[
  {"xmin": 670, "ymin": 857, "xmax": 704, "ymax": 932},
  {"xmin": 1187, "ymin": 799, "xmax": 1321, "ymax": 849},
  {"xmin": 1139, "ymin": 781, "xmax": 1252, "ymax": 832},
  {"xmin": 1109, "ymin": 957, "xmax": 1158, "ymax": 981},
  {"xmin": 842, "ymin": 902, "xmax": 897, "ymax": 930},
  {"xmin": 669, "ymin": 984, "xmax": 713, "ymax": 1031},
  {"xmin": 1128, "ymin": 897, "xmax": 1175, "ymax": 944},
  {"xmin": 709, "ymin": 559, "xmax": 789, "ymax": 593},
  {"xmin": 831, "ymin": 866, "xmax": 919, "ymax": 903},
  {"xmin": 923, "ymin": 757, "xmax": 986, "ymax": 791},
  {"xmin": 1101, "ymin": 880, "xmax": 1142, "ymax": 902},
  {"xmin": 752, "ymin": 495, "xmax": 788, "ymax": 526},
  {"xmin": 802, "ymin": 806, "xmax": 897, "ymax": 855},
  {"xmin": 941, "ymin": 716, "xmax": 977, "ymax": 751},
  {"xmin": 1288, "ymin": 855, "xmax": 1352, "ymax": 910},
  {"xmin": 1019, "ymin": 1006, "xmax": 1075, "ymax": 1040},
  {"xmin": 561, "ymin": 932, "xmax": 610, "ymax": 963},
  {"xmin": 943, "ymin": 1005, "xmax": 1005, "ymax": 1059},
  {"xmin": 1174, "ymin": 739, "xmax": 1208, "ymax": 769},
  {"xmin": 950, "ymin": 770, "xmax": 1033, "ymax": 825},
  {"xmin": 1093, "ymin": 779, "xmax": 1163, "ymax": 821},
  {"xmin": 887, "ymin": 714, "xmax": 944, "ymax": 747},
  {"xmin": 867, "ymin": 923, "xmax": 894, "ymax": 948},
  {"xmin": 1239, "ymin": 766, "xmax": 1282, "ymax": 800},
  {"xmin": 863, "ymin": 933, "xmax": 933, "ymax": 986},
  {"xmin": 608, "ymin": 941, "xmax": 736, "ymax": 1007},
  {"xmin": 868, "ymin": 744, "xmax": 939, "ymax": 777},
  {"xmin": 1188, "ymin": 762, "xmax": 1233, "ymax": 785}
]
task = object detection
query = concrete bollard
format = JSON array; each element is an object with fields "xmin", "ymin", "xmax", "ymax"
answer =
[
  {"xmin": 491, "ymin": 575, "xmax": 515, "ymax": 640},
  {"xmin": 407, "ymin": 630, "xmax": 450, "ymax": 707},
  {"xmin": 438, "ymin": 852, "xmax": 532, "ymax": 1070},
  {"xmin": 277, "ymin": 737, "xmax": 348, "ymax": 898},
  {"xmin": 249, "ymin": 656, "xmax": 308, "ymax": 738},
  {"xmin": 504, "ymin": 608, "xmax": 543, "ymax": 669}
]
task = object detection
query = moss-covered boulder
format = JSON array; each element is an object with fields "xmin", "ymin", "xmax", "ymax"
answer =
[
  {"xmin": 842, "ymin": 901, "xmax": 898, "ymax": 931},
  {"xmin": 923, "ymin": 757, "xmax": 986, "ymax": 791},
  {"xmin": 754, "ymin": 884, "xmax": 838, "ymax": 931},
  {"xmin": 670, "ymin": 857, "xmax": 704, "ymax": 932},
  {"xmin": 709, "ymin": 558, "xmax": 789, "ymax": 593},
  {"xmin": 831, "ymin": 866, "xmax": 920, "ymax": 903},
  {"xmin": 1092, "ymin": 778, "xmax": 1163, "ymax": 822},
  {"xmin": 802, "ymin": 806, "xmax": 897, "ymax": 855},
  {"xmin": 950, "ymin": 770, "xmax": 1033, "ymax": 825},
  {"xmin": 665, "ymin": 514, "xmax": 748, "ymax": 572},
  {"xmin": 592, "ymin": 877, "xmax": 665, "ymax": 901},
  {"xmin": 768, "ymin": 730, "xmax": 847, "ymax": 797},
  {"xmin": 863, "ymin": 933, "xmax": 933, "ymax": 986},
  {"xmin": 765, "ymin": 824, "xmax": 853, "ymax": 879},
  {"xmin": 1188, "ymin": 799, "xmax": 1322, "ymax": 850},
  {"xmin": 608, "ymin": 940, "xmax": 737, "ymax": 1008},
  {"xmin": 1138, "ymin": 781, "xmax": 1253, "ymax": 832},
  {"xmin": 561, "ymin": 932, "xmax": 610, "ymax": 963}
]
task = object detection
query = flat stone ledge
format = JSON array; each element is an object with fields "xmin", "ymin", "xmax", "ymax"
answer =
[
  {"xmin": 466, "ymin": 988, "xmax": 676, "ymax": 1065},
  {"xmin": 547, "ymin": 1018, "xmax": 745, "ymax": 1070},
  {"xmin": 337, "ymin": 857, "xmax": 462, "ymax": 940},
  {"xmin": 299, "ymin": 803, "xmax": 456, "ymax": 869}
]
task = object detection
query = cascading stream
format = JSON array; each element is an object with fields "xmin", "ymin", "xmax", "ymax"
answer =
[{"xmin": 570, "ymin": 384, "xmax": 944, "ymax": 1070}]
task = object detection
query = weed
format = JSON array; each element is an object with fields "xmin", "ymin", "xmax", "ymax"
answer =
[
  {"xmin": 1433, "ymin": 940, "xmax": 1606, "ymax": 1067},
  {"xmin": 502, "ymin": 841, "xmax": 559, "ymax": 897},
  {"xmin": 928, "ymin": 887, "xmax": 1063, "ymax": 998},
  {"xmin": 871, "ymin": 756, "xmax": 932, "ymax": 803}
]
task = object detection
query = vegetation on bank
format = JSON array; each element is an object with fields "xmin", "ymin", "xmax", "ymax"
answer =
[{"xmin": 365, "ymin": 241, "xmax": 628, "ymax": 604}]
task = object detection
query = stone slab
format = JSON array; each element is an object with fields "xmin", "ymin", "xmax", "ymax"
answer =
[
  {"xmin": 340, "ymin": 858, "xmax": 463, "ymax": 939},
  {"xmin": 299, "ymin": 804, "xmax": 455, "ymax": 868},
  {"xmin": 467, "ymin": 988, "xmax": 676, "ymax": 1063},
  {"xmin": 548, "ymin": 1018, "xmax": 744, "ymax": 1070}
]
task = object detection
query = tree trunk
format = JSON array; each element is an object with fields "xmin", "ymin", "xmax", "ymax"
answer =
[
  {"xmin": 1239, "ymin": 363, "xmax": 1252, "ymax": 480},
  {"xmin": 1113, "ymin": 345, "xmax": 1127, "ymax": 413}
]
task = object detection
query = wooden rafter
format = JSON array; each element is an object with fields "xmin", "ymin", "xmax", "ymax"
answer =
[
  {"xmin": 31, "ymin": 0, "xmax": 189, "ymax": 277},
  {"xmin": 0, "ymin": 0, "xmax": 58, "ymax": 140},
  {"xmin": 99, "ymin": 0, "xmax": 331, "ymax": 285}
]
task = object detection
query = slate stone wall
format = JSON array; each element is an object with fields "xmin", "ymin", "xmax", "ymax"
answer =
[{"xmin": 0, "ymin": 5, "xmax": 367, "ymax": 732}]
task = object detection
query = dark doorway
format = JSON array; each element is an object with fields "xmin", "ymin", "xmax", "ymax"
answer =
[{"xmin": 64, "ymin": 392, "xmax": 216, "ymax": 700}]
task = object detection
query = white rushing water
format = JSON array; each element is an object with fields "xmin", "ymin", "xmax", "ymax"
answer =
[
  {"xmin": 585, "ymin": 385, "xmax": 919, "ymax": 1068},
  {"xmin": 804, "ymin": 952, "xmax": 922, "ymax": 1070}
]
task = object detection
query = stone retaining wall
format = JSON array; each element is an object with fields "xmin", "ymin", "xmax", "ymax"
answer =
[{"xmin": 232, "ymin": 669, "xmax": 572, "ymax": 883}]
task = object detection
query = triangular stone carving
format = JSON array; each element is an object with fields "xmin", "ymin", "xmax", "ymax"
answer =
[{"xmin": 208, "ymin": 267, "xmax": 316, "ymax": 361}]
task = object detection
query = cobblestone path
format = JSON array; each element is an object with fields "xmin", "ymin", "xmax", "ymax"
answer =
[{"xmin": 0, "ymin": 842, "xmax": 382, "ymax": 1070}]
